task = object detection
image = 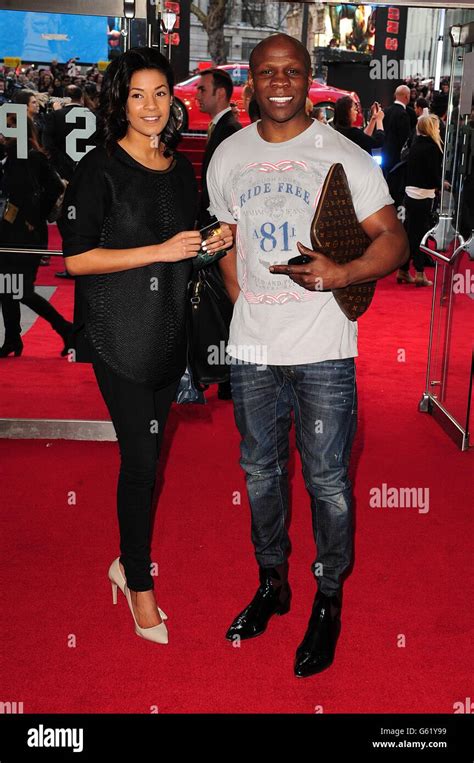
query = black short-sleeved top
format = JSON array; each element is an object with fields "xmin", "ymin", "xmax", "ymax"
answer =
[{"xmin": 59, "ymin": 143, "xmax": 198, "ymax": 386}]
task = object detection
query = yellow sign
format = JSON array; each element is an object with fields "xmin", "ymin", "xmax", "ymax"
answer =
[
  {"xmin": 97, "ymin": 61, "xmax": 110, "ymax": 72},
  {"xmin": 3, "ymin": 57, "xmax": 21, "ymax": 68}
]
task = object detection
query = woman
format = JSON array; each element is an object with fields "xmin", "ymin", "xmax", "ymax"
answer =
[
  {"xmin": 59, "ymin": 47, "xmax": 233, "ymax": 644},
  {"xmin": 397, "ymin": 114, "xmax": 443, "ymax": 286},
  {"xmin": 13, "ymin": 89, "xmax": 45, "ymax": 143},
  {"xmin": 333, "ymin": 95, "xmax": 385, "ymax": 154},
  {"xmin": 0, "ymin": 117, "xmax": 72, "ymax": 357}
]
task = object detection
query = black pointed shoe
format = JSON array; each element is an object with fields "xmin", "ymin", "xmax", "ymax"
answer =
[
  {"xmin": 294, "ymin": 590, "xmax": 342, "ymax": 677},
  {"xmin": 225, "ymin": 563, "xmax": 291, "ymax": 641}
]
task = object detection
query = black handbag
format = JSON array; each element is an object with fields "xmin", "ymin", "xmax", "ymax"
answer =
[{"xmin": 187, "ymin": 263, "xmax": 233, "ymax": 389}]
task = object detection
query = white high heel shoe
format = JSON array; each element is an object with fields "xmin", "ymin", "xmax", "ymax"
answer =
[
  {"xmin": 107, "ymin": 557, "xmax": 168, "ymax": 620},
  {"xmin": 108, "ymin": 558, "xmax": 169, "ymax": 643},
  {"xmin": 123, "ymin": 583, "xmax": 169, "ymax": 644}
]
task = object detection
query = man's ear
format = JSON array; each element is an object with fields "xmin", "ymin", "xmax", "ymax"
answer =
[{"xmin": 247, "ymin": 73, "xmax": 254, "ymax": 92}]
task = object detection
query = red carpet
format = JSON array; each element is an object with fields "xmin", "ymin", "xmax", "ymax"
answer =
[{"xmin": 0, "ymin": 273, "xmax": 472, "ymax": 714}]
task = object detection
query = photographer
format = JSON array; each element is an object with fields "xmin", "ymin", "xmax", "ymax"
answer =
[{"xmin": 333, "ymin": 95, "xmax": 385, "ymax": 154}]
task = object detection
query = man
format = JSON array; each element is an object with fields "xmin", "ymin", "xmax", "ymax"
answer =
[
  {"xmin": 382, "ymin": 84, "xmax": 412, "ymax": 175},
  {"xmin": 43, "ymin": 84, "xmax": 92, "ymax": 278},
  {"xmin": 207, "ymin": 33, "xmax": 408, "ymax": 677},
  {"xmin": 196, "ymin": 68, "xmax": 242, "ymax": 399},
  {"xmin": 196, "ymin": 68, "xmax": 242, "ymax": 228}
]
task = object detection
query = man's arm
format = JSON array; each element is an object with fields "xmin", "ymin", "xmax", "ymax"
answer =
[
  {"xmin": 269, "ymin": 205, "xmax": 409, "ymax": 291},
  {"xmin": 218, "ymin": 223, "xmax": 239, "ymax": 303}
]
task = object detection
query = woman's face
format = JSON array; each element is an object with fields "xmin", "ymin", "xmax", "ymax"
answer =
[
  {"xmin": 28, "ymin": 95, "xmax": 39, "ymax": 116},
  {"xmin": 349, "ymin": 99, "xmax": 358, "ymax": 126},
  {"xmin": 125, "ymin": 68, "xmax": 172, "ymax": 141}
]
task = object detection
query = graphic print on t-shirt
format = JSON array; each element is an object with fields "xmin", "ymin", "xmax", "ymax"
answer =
[
  {"xmin": 228, "ymin": 157, "xmax": 329, "ymax": 304},
  {"xmin": 206, "ymin": 120, "xmax": 394, "ymax": 365}
]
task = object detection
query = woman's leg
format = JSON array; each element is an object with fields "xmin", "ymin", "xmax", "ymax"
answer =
[
  {"xmin": 92, "ymin": 350, "xmax": 178, "ymax": 594},
  {"xmin": 405, "ymin": 196, "xmax": 432, "ymax": 273},
  {"xmin": 20, "ymin": 262, "xmax": 72, "ymax": 338},
  {"xmin": 0, "ymin": 255, "xmax": 22, "ymax": 345}
]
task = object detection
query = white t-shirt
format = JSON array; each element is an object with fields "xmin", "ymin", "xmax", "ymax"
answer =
[{"xmin": 207, "ymin": 119, "xmax": 394, "ymax": 366}]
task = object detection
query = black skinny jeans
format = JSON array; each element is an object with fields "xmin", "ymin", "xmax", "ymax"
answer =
[
  {"xmin": 92, "ymin": 346, "xmax": 180, "ymax": 592},
  {"xmin": 401, "ymin": 195, "xmax": 434, "ymax": 273}
]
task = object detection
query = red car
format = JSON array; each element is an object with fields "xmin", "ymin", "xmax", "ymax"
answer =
[{"xmin": 174, "ymin": 63, "xmax": 363, "ymax": 131}]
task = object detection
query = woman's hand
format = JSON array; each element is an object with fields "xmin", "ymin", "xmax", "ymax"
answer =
[
  {"xmin": 156, "ymin": 230, "xmax": 203, "ymax": 262},
  {"xmin": 201, "ymin": 222, "xmax": 234, "ymax": 254}
]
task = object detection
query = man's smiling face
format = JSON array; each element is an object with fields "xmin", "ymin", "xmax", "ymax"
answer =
[{"xmin": 248, "ymin": 41, "xmax": 312, "ymax": 124}]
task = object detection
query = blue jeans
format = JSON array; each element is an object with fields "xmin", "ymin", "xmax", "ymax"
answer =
[{"xmin": 230, "ymin": 358, "xmax": 357, "ymax": 597}]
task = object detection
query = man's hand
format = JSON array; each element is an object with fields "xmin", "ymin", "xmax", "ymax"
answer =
[
  {"xmin": 269, "ymin": 241, "xmax": 348, "ymax": 292},
  {"xmin": 270, "ymin": 205, "xmax": 408, "ymax": 291}
]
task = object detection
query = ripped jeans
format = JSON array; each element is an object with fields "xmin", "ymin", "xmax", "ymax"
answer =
[{"xmin": 230, "ymin": 358, "xmax": 357, "ymax": 596}]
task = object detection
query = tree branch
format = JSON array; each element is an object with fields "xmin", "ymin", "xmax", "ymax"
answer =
[{"xmin": 190, "ymin": 2, "xmax": 208, "ymax": 29}]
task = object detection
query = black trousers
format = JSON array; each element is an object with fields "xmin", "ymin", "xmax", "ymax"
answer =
[
  {"xmin": 0, "ymin": 254, "xmax": 70, "ymax": 342},
  {"xmin": 91, "ymin": 346, "xmax": 179, "ymax": 592},
  {"xmin": 401, "ymin": 195, "xmax": 434, "ymax": 273}
]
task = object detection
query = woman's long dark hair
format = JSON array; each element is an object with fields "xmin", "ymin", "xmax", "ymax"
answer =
[
  {"xmin": 98, "ymin": 47, "xmax": 181, "ymax": 156},
  {"xmin": 333, "ymin": 95, "xmax": 354, "ymax": 130}
]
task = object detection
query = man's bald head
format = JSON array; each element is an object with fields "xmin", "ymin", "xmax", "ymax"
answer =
[
  {"xmin": 249, "ymin": 33, "xmax": 312, "ymax": 75},
  {"xmin": 395, "ymin": 85, "xmax": 410, "ymax": 105}
]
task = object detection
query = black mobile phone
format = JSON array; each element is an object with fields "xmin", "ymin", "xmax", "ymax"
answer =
[
  {"xmin": 195, "ymin": 217, "xmax": 225, "ymax": 267},
  {"xmin": 287, "ymin": 254, "xmax": 311, "ymax": 266}
]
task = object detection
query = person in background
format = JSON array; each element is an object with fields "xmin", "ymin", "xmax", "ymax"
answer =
[
  {"xmin": 195, "ymin": 67, "xmax": 242, "ymax": 401},
  {"xmin": 43, "ymin": 85, "xmax": 92, "ymax": 279},
  {"xmin": 333, "ymin": 95, "xmax": 384, "ymax": 154},
  {"xmin": 382, "ymin": 85, "xmax": 412, "ymax": 175},
  {"xmin": 84, "ymin": 81, "xmax": 100, "ymax": 114},
  {"xmin": 0, "ymin": 117, "xmax": 72, "ymax": 357},
  {"xmin": 313, "ymin": 106, "xmax": 327, "ymax": 124},
  {"xmin": 397, "ymin": 115, "xmax": 443, "ymax": 286},
  {"xmin": 13, "ymin": 89, "xmax": 45, "ymax": 144},
  {"xmin": 196, "ymin": 67, "xmax": 242, "ymax": 228}
]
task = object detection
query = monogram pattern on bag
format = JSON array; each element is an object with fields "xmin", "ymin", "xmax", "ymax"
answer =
[{"xmin": 311, "ymin": 163, "xmax": 376, "ymax": 321}]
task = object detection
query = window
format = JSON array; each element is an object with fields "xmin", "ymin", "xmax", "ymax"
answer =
[
  {"xmin": 241, "ymin": 2, "xmax": 266, "ymax": 27},
  {"xmin": 241, "ymin": 37, "xmax": 257, "ymax": 62}
]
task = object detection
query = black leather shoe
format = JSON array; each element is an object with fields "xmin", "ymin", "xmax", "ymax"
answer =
[
  {"xmin": 294, "ymin": 590, "xmax": 342, "ymax": 677},
  {"xmin": 225, "ymin": 563, "xmax": 291, "ymax": 641},
  {"xmin": 58, "ymin": 321, "xmax": 74, "ymax": 357}
]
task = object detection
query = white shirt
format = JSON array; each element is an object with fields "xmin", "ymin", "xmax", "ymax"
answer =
[
  {"xmin": 394, "ymin": 100, "xmax": 407, "ymax": 109},
  {"xmin": 207, "ymin": 119, "xmax": 394, "ymax": 366}
]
